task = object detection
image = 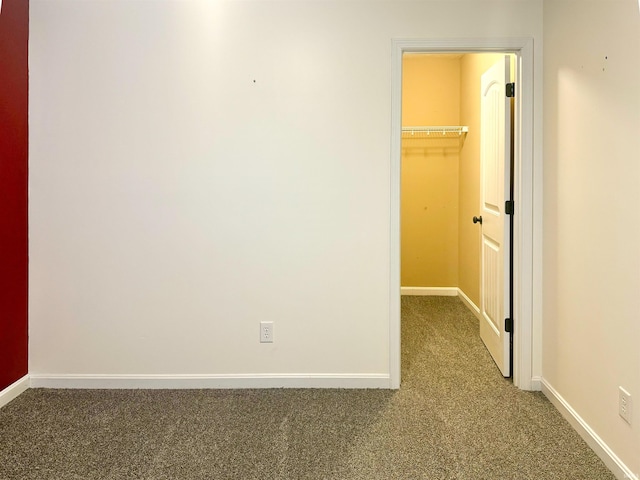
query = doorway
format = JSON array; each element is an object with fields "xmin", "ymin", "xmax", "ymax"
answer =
[
  {"xmin": 389, "ymin": 38, "xmax": 536, "ymax": 391},
  {"xmin": 400, "ymin": 52, "xmax": 512, "ymax": 375}
]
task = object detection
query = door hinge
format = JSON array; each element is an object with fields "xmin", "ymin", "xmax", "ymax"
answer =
[
  {"xmin": 505, "ymin": 318, "xmax": 513, "ymax": 333},
  {"xmin": 505, "ymin": 200, "xmax": 514, "ymax": 215},
  {"xmin": 506, "ymin": 83, "xmax": 515, "ymax": 98}
]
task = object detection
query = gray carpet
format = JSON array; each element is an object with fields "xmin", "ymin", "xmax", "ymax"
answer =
[{"xmin": 0, "ymin": 296, "xmax": 615, "ymax": 479}]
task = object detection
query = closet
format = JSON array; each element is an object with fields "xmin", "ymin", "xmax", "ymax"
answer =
[{"xmin": 401, "ymin": 53, "xmax": 507, "ymax": 309}]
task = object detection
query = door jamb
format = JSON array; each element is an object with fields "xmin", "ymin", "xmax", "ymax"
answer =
[{"xmin": 389, "ymin": 38, "xmax": 536, "ymax": 390}]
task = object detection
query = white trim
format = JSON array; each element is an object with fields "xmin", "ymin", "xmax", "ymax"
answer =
[
  {"xmin": 390, "ymin": 37, "xmax": 537, "ymax": 392},
  {"xmin": 541, "ymin": 378, "xmax": 638, "ymax": 480},
  {"xmin": 530, "ymin": 375, "xmax": 542, "ymax": 391},
  {"xmin": 0, "ymin": 375, "xmax": 29, "ymax": 409},
  {"xmin": 28, "ymin": 373, "xmax": 391, "ymax": 390},
  {"xmin": 511, "ymin": 38, "xmax": 536, "ymax": 391},
  {"xmin": 401, "ymin": 287, "xmax": 458, "ymax": 296},
  {"xmin": 457, "ymin": 288, "xmax": 482, "ymax": 321},
  {"xmin": 389, "ymin": 36, "xmax": 402, "ymax": 389}
]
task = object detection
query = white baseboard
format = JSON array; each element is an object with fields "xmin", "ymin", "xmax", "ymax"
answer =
[
  {"xmin": 401, "ymin": 287, "xmax": 458, "ymax": 296},
  {"xmin": 541, "ymin": 378, "xmax": 638, "ymax": 480},
  {"xmin": 0, "ymin": 375, "xmax": 29, "ymax": 409},
  {"xmin": 29, "ymin": 373, "xmax": 391, "ymax": 390},
  {"xmin": 457, "ymin": 288, "xmax": 482, "ymax": 321}
]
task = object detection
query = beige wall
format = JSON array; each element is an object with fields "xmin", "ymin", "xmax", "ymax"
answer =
[
  {"xmin": 458, "ymin": 54, "xmax": 506, "ymax": 306},
  {"xmin": 28, "ymin": 0, "xmax": 543, "ymax": 388},
  {"xmin": 543, "ymin": 0, "xmax": 640, "ymax": 475},
  {"xmin": 401, "ymin": 55, "xmax": 460, "ymax": 287}
]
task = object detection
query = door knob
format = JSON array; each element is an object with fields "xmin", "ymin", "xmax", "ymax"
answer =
[{"xmin": 473, "ymin": 216, "xmax": 483, "ymax": 224}]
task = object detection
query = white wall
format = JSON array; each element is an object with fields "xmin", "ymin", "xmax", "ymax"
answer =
[
  {"xmin": 543, "ymin": 0, "xmax": 640, "ymax": 476},
  {"xmin": 29, "ymin": 1, "xmax": 542, "ymax": 385}
]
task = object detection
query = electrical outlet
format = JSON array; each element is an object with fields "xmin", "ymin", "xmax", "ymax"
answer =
[
  {"xmin": 260, "ymin": 321, "xmax": 273, "ymax": 343},
  {"xmin": 619, "ymin": 387, "xmax": 632, "ymax": 424}
]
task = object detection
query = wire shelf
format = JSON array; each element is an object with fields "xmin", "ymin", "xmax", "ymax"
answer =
[{"xmin": 401, "ymin": 126, "xmax": 469, "ymax": 138}]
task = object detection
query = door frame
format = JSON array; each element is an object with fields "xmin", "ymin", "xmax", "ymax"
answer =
[{"xmin": 390, "ymin": 38, "xmax": 537, "ymax": 390}]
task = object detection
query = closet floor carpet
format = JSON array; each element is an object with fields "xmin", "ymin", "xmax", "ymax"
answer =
[{"xmin": 0, "ymin": 296, "xmax": 615, "ymax": 479}]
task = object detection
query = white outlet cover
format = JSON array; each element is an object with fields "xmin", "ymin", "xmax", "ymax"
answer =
[
  {"xmin": 619, "ymin": 387, "xmax": 632, "ymax": 425},
  {"xmin": 260, "ymin": 321, "xmax": 273, "ymax": 343}
]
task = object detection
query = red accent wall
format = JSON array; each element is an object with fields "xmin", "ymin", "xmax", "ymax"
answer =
[{"xmin": 0, "ymin": 0, "xmax": 29, "ymax": 391}]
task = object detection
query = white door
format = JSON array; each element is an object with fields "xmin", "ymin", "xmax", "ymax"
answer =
[{"xmin": 479, "ymin": 56, "xmax": 511, "ymax": 377}]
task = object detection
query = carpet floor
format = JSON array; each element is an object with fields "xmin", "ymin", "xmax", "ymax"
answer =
[{"xmin": 0, "ymin": 296, "xmax": 615, "ymax": 479}]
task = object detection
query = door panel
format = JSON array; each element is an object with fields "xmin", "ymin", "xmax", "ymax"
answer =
[
  {"xmin": 482, "ymin": 238, "xmax": 500, "ymax": 333},
  {"xmin": 480, "ymin": 56, "xmax": 511, "ymax": 377}
]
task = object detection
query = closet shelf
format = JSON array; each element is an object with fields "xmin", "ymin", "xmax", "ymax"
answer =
[{"xmin": 401, "ymin": 126, "xmax": 468, "ymax": 138}]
